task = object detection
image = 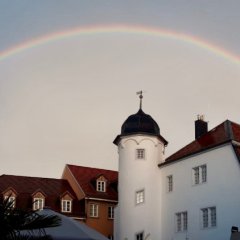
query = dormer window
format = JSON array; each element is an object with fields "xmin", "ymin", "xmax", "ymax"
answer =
[
  {"xmin": 32, "ymin": 191, "xmax": 45, "ymax": 211},
  {"xmin": 61, "ymin": 192, "xmax": 73, "ymax": 213},
  {"xmin": 33, "ymin": 198, "xmax": 44, "ymax": 210},
  {"xmin": 3, "ymin": 188, "xmax": 17, "ymax": 209},
  {"xmin": 61, "ymin": 200, "xmax": 72, "ymax": 213},
  {"xmin": 96, "ymin": 176, "xmax": 107, "ymax": 192},
  {"xmin": 4, "ymin": 196, "xmax": 16, "ymax": 208}
]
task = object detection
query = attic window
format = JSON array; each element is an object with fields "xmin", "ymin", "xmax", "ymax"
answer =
[
  {"xmin": 97, "ymin": 180, "xmax": 106, "ymax": 192},
  {"xmin": 61, "ymin": 199, "xmax": 72, "ymax": 213},
  {"xmin": 4, "ymin": 196, "xmax": 16, "ymax": 209},
  {"xmin": 32, "ymin": 192, "xmax": 45, "ymax": 210},
  {"xmin": 33, "ymin": 198, "xmax": 44, "ymax": 210}
]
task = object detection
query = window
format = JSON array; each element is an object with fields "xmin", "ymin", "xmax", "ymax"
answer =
[
  {"xmin": 136, "ymin": 190, "xmax": 144, "ymax": 205},
  {"xmin": 61, "ymin": 200, "xmax": 72, "ymax": 213},
  {"xmin": 136, "ymin": 232, "xmax": 144, "ymax": 240},
  {"xmin": 176, "ymin": 211, "xmax": 188, "ymax": 232},
  {"xmin": 97, "ymin": 180, "xmax": 106, "ymax": 192},
  {"xmin": 201, "ymin": 207, "xmax": 216, "ymax": 228},
  {"xmin": 193, "ymin": 164, "xmax": 207, "ymax": 185},
  {"xmin": 33, "ymin": 198, "xmax": 44, "ymax": 210},
  {"xmin": 90, "ymin": 203, "xmax": 99, "ymax": 217},
  {"xmin": 4, "ymin": 196, "xmax": 16, "ymax": 208},
  {"xmin": 167, "ymin": 175, "xmax": 173, "ymax": 192},
  {"xmin": 136, "ymin": 149, "xmax": 145, "ymax": 159},
  {"xmin": 108, "ymin": 206, "xmax": 114, "ymax": 219}
]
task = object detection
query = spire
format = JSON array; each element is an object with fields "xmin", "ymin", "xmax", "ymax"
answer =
[{"xmin": 136, "ymin": 90, "xmax": 143, "ymax": 110}]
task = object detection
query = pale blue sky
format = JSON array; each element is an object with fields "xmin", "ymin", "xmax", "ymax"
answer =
[{"xmin": 0, "ymin": 1, "xmax": 240, "ymax": 177}]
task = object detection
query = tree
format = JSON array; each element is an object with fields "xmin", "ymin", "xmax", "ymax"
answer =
[{"xmin": 0, "ymin": 197, "xmax": 61, "ymax": 240}]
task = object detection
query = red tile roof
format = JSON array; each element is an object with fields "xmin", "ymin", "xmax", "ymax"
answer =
[
  {"xmin": 161, "ymin": 120, "xmax": 240, "ymax": 165},
  {"xmin": 0, "ymin": 175, "xmax": 80, "ymax": 217},
  {"xmin": 66, "ymin": 165, "xmax": 118, "ymax": 201}
]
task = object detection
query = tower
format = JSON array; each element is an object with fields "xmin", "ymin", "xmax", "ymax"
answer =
[{"xmin": 113, "ymin": 92, "xmax": 168, "ymax": 240}]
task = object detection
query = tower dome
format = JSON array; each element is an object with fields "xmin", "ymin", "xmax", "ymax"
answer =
[
  {"xmin": 121, "ymin": 108, "xmax": 160, "ymax": 135},
  {"xmin": 113, "ymin": 91, "xmax": 168, "ymax": 145}
]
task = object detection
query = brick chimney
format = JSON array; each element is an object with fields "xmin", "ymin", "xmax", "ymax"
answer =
[{"xmin": 195, "ymin": 115, "xmax": 208, "ymax": 139}]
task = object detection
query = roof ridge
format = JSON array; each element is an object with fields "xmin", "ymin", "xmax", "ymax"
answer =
[
  {"xmin": 67, "ymin": 164, "xmax": 117, "ymax": 173},
  {"xmin": 0, "ymin": 174, "xmax": 64, "ymax": 181}
]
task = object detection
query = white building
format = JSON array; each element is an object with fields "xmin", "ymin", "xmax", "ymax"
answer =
[{"xmin": 114, "ymin": 94, "xmax": 240, "ymax": 240}]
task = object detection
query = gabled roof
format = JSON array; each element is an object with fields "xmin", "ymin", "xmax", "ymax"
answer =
[
  {"xmin": 161, "ymin": 120, "xmax": 240, "ymax": 166},
  {"xmin": 66, "ymin": 164, "xmax": 118, "ymax": 201},
  {"xmin": 0, "ymin": 175, "xmax": 76, "ymax": 197},
  {"xmin": 0, "ymin": 175, "xmax": 79, "ymax": 216}
]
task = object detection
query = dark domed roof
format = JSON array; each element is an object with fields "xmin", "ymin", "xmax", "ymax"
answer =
[
  {"xmin": 121, "ymin": 109, "xmax": 160, "ymax": 135},
  {"xmin": 113, "ymin": 106, "xmax": 168, "ymax": 146}
]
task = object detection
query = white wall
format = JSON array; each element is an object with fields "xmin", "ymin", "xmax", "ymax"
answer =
[
  {"xmin": 161, "ymin": 143, "xmax": 240, "ymax": 240},
  {"xmin": 116, "ymin": 134, "xmax": 165, "ymax": 240}
]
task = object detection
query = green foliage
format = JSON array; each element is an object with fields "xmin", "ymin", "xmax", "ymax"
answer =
[{"xmin": 0, "ymin": 197, "xmax": 61, "ymax": 240}]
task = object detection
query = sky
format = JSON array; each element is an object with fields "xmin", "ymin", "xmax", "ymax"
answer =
[{"xmin": 0, "ymin": 1, "xmax": 240, "ymax": 178}]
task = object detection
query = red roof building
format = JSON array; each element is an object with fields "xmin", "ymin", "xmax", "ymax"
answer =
[
  {"xmin": 0, "ymin": 165, "xmax": 118, "ymax": 239},
  {"xmin": 62, "ymin": 164, "xmax": 118, "ymax": 238},
  {"xmin": 0, "ymin": 175, "xmax": 81, "ymax": 218}
]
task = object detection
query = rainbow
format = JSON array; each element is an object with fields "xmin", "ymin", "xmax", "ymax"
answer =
[{"xmin": 0, "ymin": 24, "xmax": 240, "ymax": 65}]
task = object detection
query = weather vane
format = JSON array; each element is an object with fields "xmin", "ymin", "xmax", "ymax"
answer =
[{"xmin": 136, "ymin": 90, "xmax": 143, "ymax": 109}]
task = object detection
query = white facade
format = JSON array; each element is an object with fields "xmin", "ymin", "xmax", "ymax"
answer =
[
  {"xmin": 114, "ymin": 112, "xmax": 240, "ymax": 240},
  {"xmin": 161, "ymin": 143, "xmax": 240, "ymax": 240},
  {"xmin": 115, "ymin": 134, "xmax": 165, "ymax": 240}
]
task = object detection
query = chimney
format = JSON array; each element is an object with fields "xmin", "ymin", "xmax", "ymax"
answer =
[{"xmin": 195, "ymin": 115, "xmax": 208, "ymax": 139}]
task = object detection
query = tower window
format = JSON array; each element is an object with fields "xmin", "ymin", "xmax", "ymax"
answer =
[
  {"xmin": 136, "ymin": 149, "xmax": 145, "ymax": 159},
  {"xmin": 136, "ymin": 190, "xmax": 144, "ymax": 205}
]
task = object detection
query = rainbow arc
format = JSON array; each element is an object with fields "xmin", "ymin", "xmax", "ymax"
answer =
[{"xmin": 0, "ymin": 25, "xmax": 240, "ymax": 65}]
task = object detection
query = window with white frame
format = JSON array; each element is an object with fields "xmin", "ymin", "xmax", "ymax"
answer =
[
  {"xmin": 4, "ymin": 196, "xmax": 16, "ymax": 208},
  {"xmin": 90, "ymin": 203, "xmax": 99, "ymax": 217},
  {"xmin": 97, "ymin": 180, "xmax": 106, "ymax": 192},
  {"xmin": 136, "ymin": 149, "xmax": 145, "ymax": 159},
  {"xmin": 108, "ymin": 206, "xmax": 114, "ymax": 219},
  {"xmin": 192, "ymin": 164, "xmax": 207, "ymax": 185},
  {"xmin": 136, "ymin": 232, "xmax": 144, "ymax": 240},
  {"xmin": 167, "ymin": 175, "xmax": 173, "ymax": 192},
  {"xmin": 33, "ymin": 198, "xmax": 44, "ymax": 210},
  {"xmin": 175, "ymin": 211, "xmax": 188, "ymax": 232},
  {"xmin": 136, "ymin": 190, "xmax": 144, "ymax": 205},
  {"xmin": 61, "ymin": 199, "xmax": 72, "ymax": 213},
  {"xmin": 201, "ymin": 206, "xmax": 216, "ymax": 228}
]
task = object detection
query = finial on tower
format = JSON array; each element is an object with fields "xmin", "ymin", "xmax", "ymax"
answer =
[{"xmin": 136, "ymin": 90, "xmax": 143, "ymax": 109}]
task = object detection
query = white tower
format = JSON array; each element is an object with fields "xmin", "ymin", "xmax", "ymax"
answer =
[{"xmin": 114, "ymin": 92, "xmax": 168, "ymax": 240}]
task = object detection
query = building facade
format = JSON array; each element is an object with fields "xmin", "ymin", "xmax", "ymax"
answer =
[
  {"xmin": 0, "ymin": 165, "xmax": 118, "ymax": 239},
  {"xmin": 114, "ymin": 97, "xmax": 240, "ymax": 240},
  {"xmin": 62, "ymin": 164, "xmax": 118, "ymax": 238}
]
